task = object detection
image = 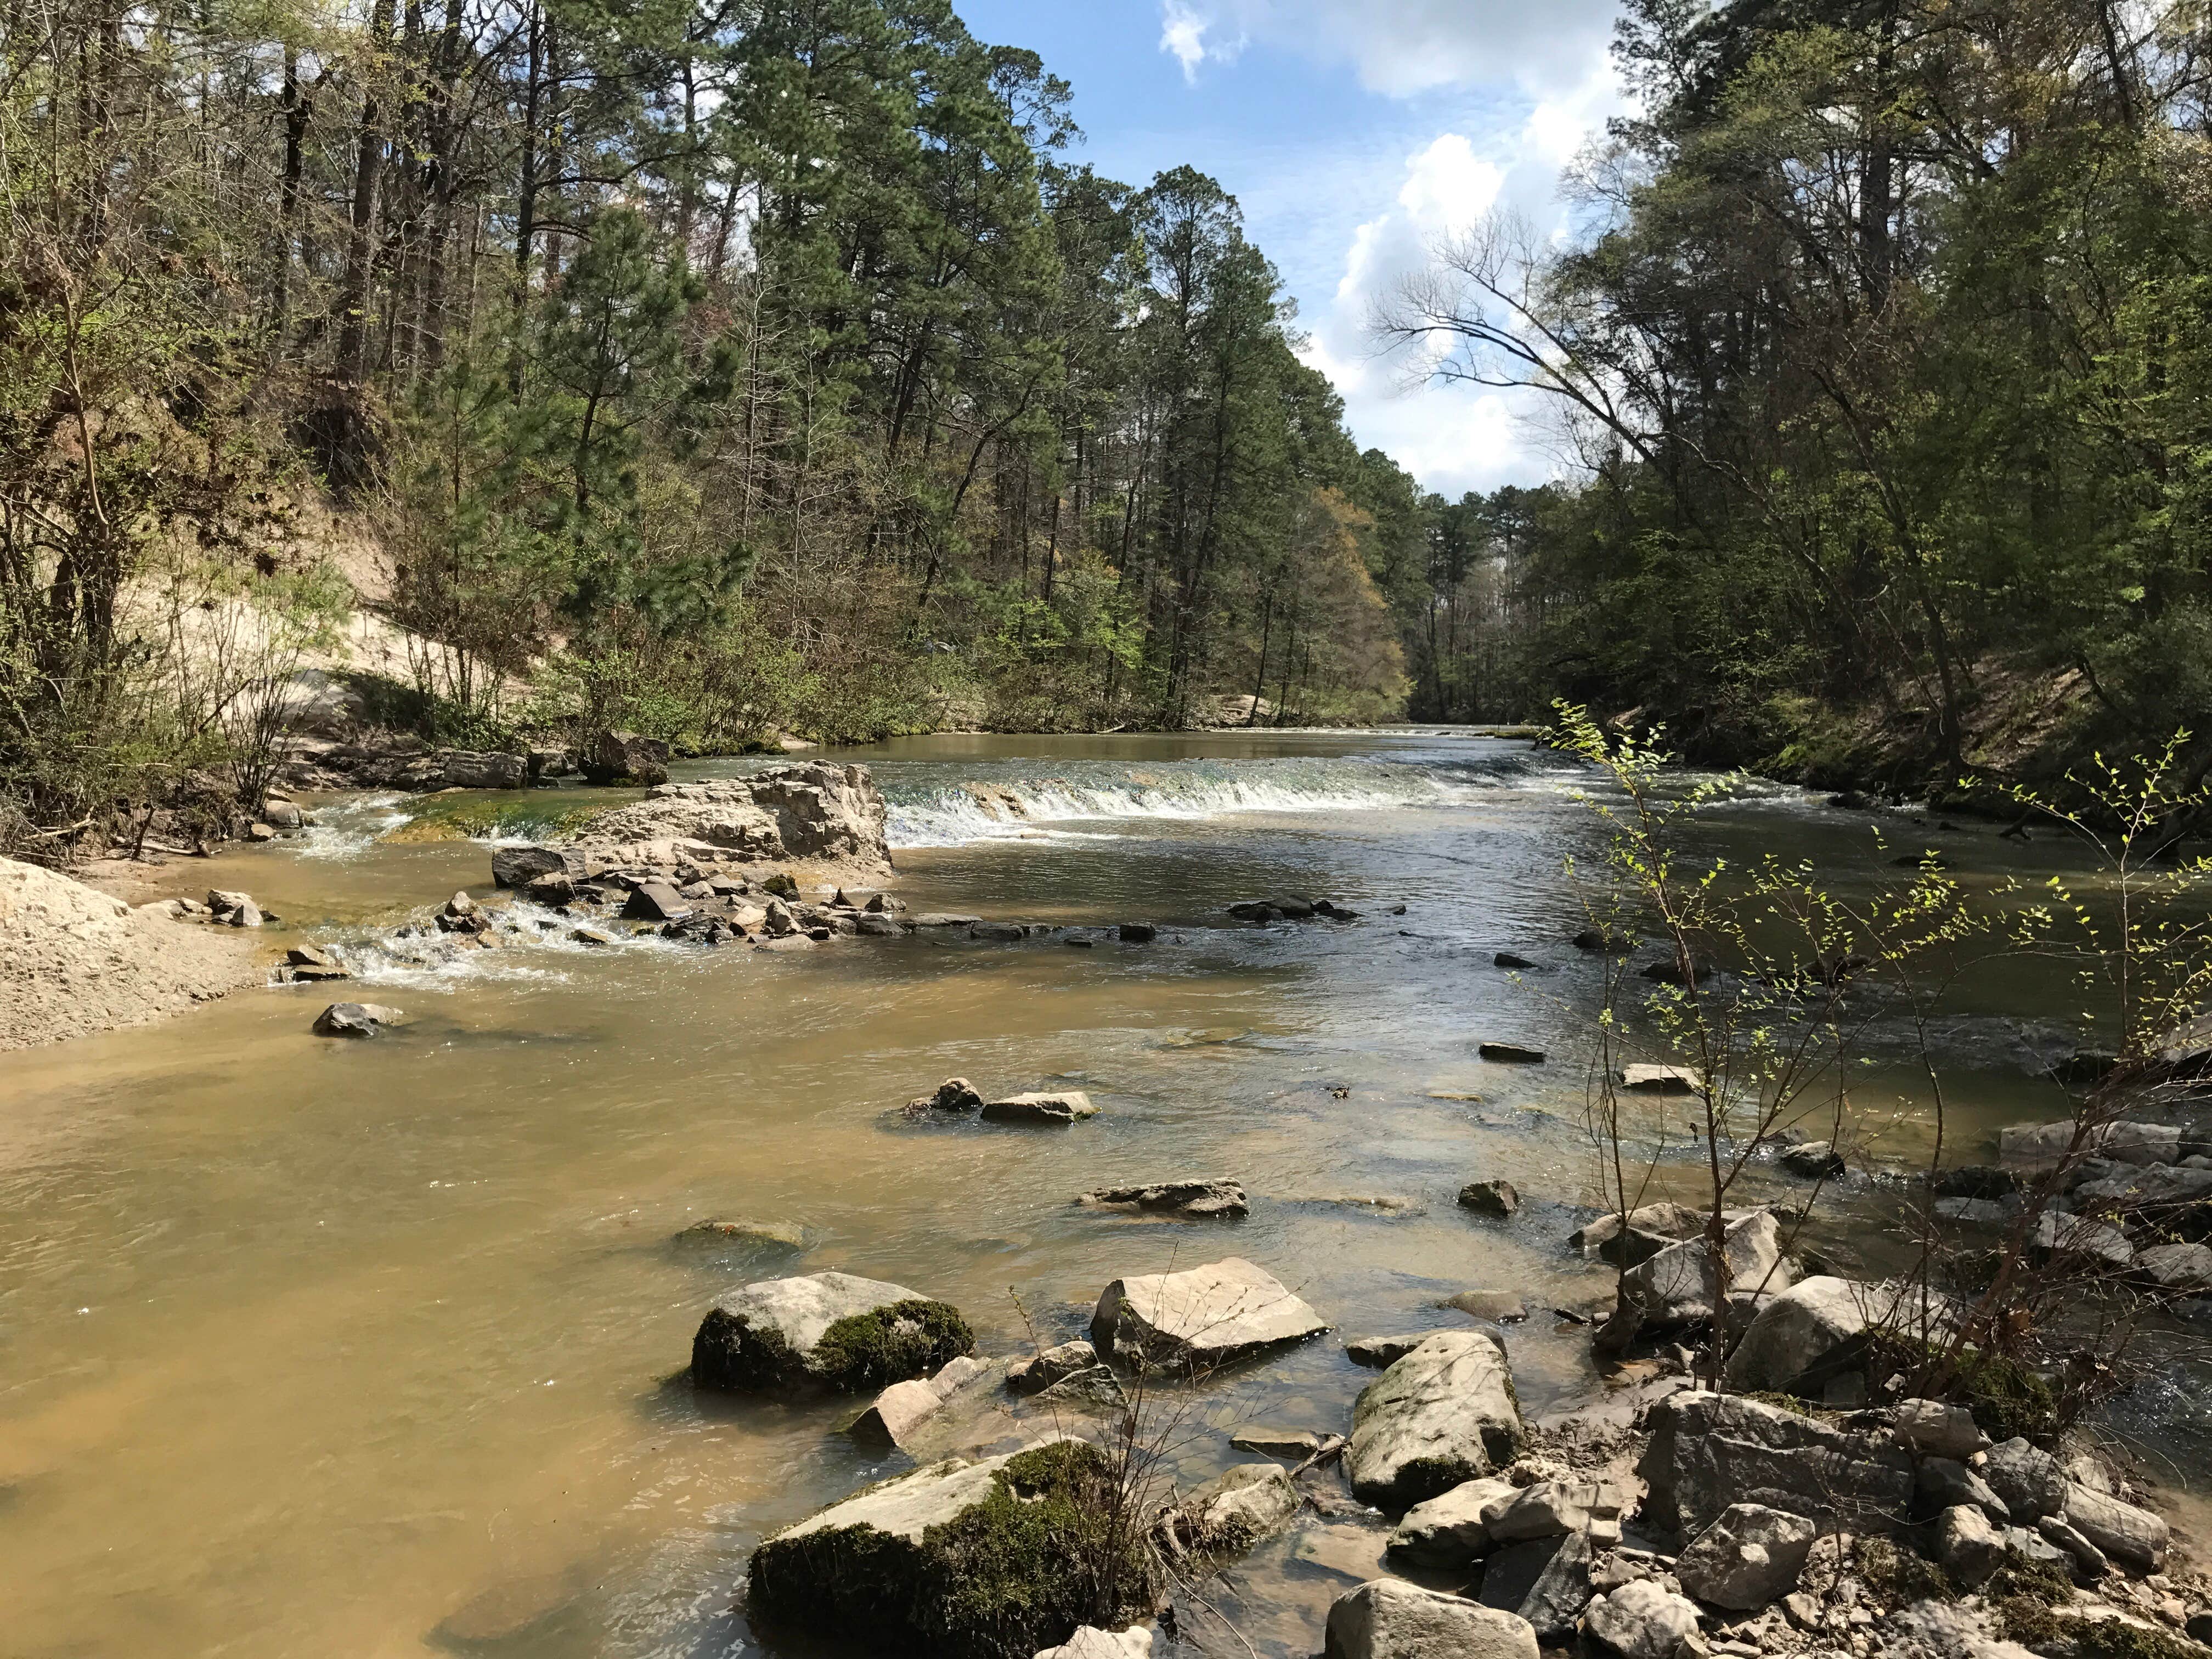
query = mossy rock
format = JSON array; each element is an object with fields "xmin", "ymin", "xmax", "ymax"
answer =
[
  {"xmin": 1864, "ymin": 1330, "xmax": 2058, "ymax": 1443},
  {"xmin": 748, "ymin": 1440, "xmax": 1151, "ymax": 1659},
  {"xmin": 690, "ymin": 1272, "xmax": 972, "ymax": 1393}
]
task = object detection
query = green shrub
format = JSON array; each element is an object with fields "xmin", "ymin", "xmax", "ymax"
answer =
[{"xmin": 1855, "ymin": 1537, "xmax": 1953, "ymax": 1607}]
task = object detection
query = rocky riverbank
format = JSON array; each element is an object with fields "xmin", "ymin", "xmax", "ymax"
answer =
[{"xmin": 701, "ymin": 1199, "xmax": 2209, "ymax": 1659}]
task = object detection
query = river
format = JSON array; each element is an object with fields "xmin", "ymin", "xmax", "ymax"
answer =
[{"xmin": 2, "ymin": 729, "xmax": 2207, "ymax": 1658}]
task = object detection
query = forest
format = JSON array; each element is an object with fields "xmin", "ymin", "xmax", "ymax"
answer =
[
  {"xmin": 1, "ymin": 0, "xmax": 1426, "ymax": 843},
  {"xmin": 5, "ymin": 0, "xmax": 2211, "ymax": 844},
  {"xmin": 1392, "ymin": 0, "xmax": 2212, "ymax": 791}
]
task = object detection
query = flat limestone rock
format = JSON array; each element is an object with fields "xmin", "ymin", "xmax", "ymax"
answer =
[
  {"xmin": 1079, "ymin": 1179, "xmax": 1246, "ymax": 1217},
  {"xmin": 691, "ymin": 1270, "xmax": 967, "ymax": 1392},
  {"xmin": 1156, "ymin": 1463, "xmax": 1302, "ymax": 1564},
  {"xmin": 1621, "ymin": 1064, "xmax": 1701, "ymax": 1094},
  {"xmin": 984, "ymin": 1091, "xmax": 1098, "ymax": 1125},
  {"xmin": 676, "ymin": 1217, "xmax": 808, "ymax": 1250},
  {"xmin": 1036, "ymin": 1628, "xmax": 1154, "ymax": 1659},
  {"xmin": 1674, "ymin": 1501, "xmax": 1818, "ymax": 1610},
  {"xmin": 1229, "ymin": 1426, "xmax": 1325, "ymax": 1458},
  {"xmin": 1344, "ymin": 1331, "xmax": 1525, "ymax": 1509},
  {"xmin": 1090, "ymin": 1256, "xmax": 1328, "ymax": 1372}
]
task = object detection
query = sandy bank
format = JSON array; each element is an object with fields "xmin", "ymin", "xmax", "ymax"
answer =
[{"xmin": 0, "ymin": 857, "xmax": 263, "ymax": 1050}]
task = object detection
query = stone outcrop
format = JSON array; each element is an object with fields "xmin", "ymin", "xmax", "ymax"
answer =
[
  {"xmin": 1636, "ymin": 1390, "xmax": 1914, "ymax": 1540},
  {"xmin": 1342, "ymin": 1331, "xmax": 1524, "ymax": 1509},
  {"xmin": 582, "ymin": 730, "xmax": 670, "ymax": 786},
  {"xmin": 1568, "ymin": 1203, "xmax": 1703, "ymax": 1267},
  {"xmin": 691, "ymin": 1271, "xmax": 970, "ymax": 1393},
  {"xmin": 1090, "ymin": 1257, "xmax": 1327, "ymax": 1372},
  {"xmin": 567, "ymin": 763, "xmax": 893, "ymax": 876},
  {"xmin": 1323, "ymin": 1578, "xmax": 1538, "ymax": 1659}
]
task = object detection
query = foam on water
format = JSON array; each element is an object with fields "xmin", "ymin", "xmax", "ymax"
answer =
[
  {"xmin": 308, "ymin": 895, "xmax": 683, "ymax": 988},
  {"xmin": 882, "ymin": 756, "xmax": 1521, "ymax": 847}
]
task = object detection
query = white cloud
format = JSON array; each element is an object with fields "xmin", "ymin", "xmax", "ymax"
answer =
[
  {"xmin": 1298, "ymin": 87, "xmax": 1626, "ymax": 495},
  {"xmin": 1148, "ymin": 0, "xmax": 1625, "ymax": 491},
  {"xmin": 1153, "ymin": 0, "xmax": 1617, "ymax": 98},
  {"xmin": 1158, "ymin": 3, "xmax": 1214, "ymax": 83}
]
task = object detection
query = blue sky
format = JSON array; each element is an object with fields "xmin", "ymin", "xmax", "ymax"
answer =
[{"xmin": 954, "ymin": 0, "xmax": 1626, "ymax": 498}]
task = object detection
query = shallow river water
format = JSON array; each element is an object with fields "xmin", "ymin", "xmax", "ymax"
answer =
[{"xmin": 3, "ymin": 729, "xmax": 2207, "ymax": 1658}]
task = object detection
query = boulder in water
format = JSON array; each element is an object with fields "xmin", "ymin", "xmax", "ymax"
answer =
[
  {"xmin": 747, "ymin": 1438, "xmax": 1142, "ymax": 1658},
  {"xmin": 690, "ymin": 1270, "xmax": 970, "ymax": 1393},
  {"xmin": 1078, "ymin": 1180, "xmax": 1246, "ymax": 1218},
  {"xmin": 983, "ymin": 1091, "xmax": 1097, "ymax": 1125},
  {"xmin": 1477, "ymin": 1042, "xmax": 1545, "ymax": 1064},
  {"xmin": 311, "ymin": 1002, "xmax": 405, "ymax": 1038}
]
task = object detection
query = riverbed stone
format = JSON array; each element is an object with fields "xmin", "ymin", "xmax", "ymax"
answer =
[
  {"xmin": 1516, "ymin": 1528, "xmax": 1600, "ymax": 1643},
  {"xmin": 1478, "ymin": 1042, "xmax": 1546, "ymax": 1064},
  {"xmin": 908, "ymin": 1077, "xmax": 984, "ymax": 1114},
  {"xmin": 1006, "ymin": 1340, "xmax": 1098, "ymax": 1394},
  {"xmin": 1079, "ymin": 1179, "xmax": 1246, "ymax": 1218},
  {"xmin": 846, "ymin": 1355, "xmax": 992, "ymax": 1448},
  {"xmin": 581, "ymin": 730, "xmax": 669, "ymax": 786},
  {"xmin": 1936, "ymin": 1504, "xmax": 2008, "ymax": 1587},
  {"xmin": 1724, "ymin": 1275, "xmax": 1946, "ymax": 1393},
  {"xmin": 1918, "ymin": 1458, "xmax": 2008, "ymax": 1522},
  {"xmin": 1621, "ymin": 1063, "xmax": 1701, "ymax": 1093},
  {"xmin": 311, "ymin": 1001, "xmax": 404, "ymax": 1037},
  {"xmin": 1090, "ymin": 1257, "xmax": 1325, "ymax": 1372},
  {"xmin": 492, "ymin": 844, "xmax": 571, "ymax": 888},
  {"xmin": 678, "ymin": 1217, "xmax": 806, "ymax": 1250},
  {"xmin": 1674, "ymin": 1502, "xmax": 1818, "ymax": 1609},
  {"xmin": 1486, "ymin": 1478, "xmax": 1626, "ymax": 1546},
  {"xmin": 208, "ymin": 889, "xmax": 263, "ymax": 927},
  {"xmin": 2134, "ymin": 1241, "xmax": 2212, "ymax": 1293},
  {"xmin": 1156, "ymin": 1463, "xmax": 1301, "ymax": 1564},
  {"xmin": 1584, "ymin": 1578, "xmax": 1703, "ymax": 1659},
  {"xmin": 983, "ymin": 1091, "xmax": 1098, "ymax": 1124},
  {"xmin": 1386, "ymin": 1475, "xmax": 1520, "ymax": 1566},
  {"xmin": 1344, "ymin": 1334, "xmax": 1425, "ymax": 1368},
  {"xmin": 1344, "ymin": 1331, "xmax": 1525, "ymax": 1509},
  {"xmin": 1323, "ymin": 1578, "xmax": 1538, "ymax": 1659},
  {"xmin": 1228, "ymin": 1426, "xmax": 1325, "ymax": 1457},
  {"xmin": 691, "ymin": 1270, "xmax": 970, "ymax": 1393},
  {"xmin": 2072, "ymin": 1163, "xmax": 2212, "ymax": 1218},
  {"xmin": 1569, "ymin": 1203, "xmax": 1704, "ymax": 1267},
  {"xmin": 748, "ymin": 1438, "xmax": 1131, "ymax": 1658},
  {"xmin": 1780, "ymin": 1141, "xmax": 1847, "ymax": 1178},
  {"xmin": 622, "ymin": 881, "xmax": 691, "ymax": 922},
  {"xmin": 1894, "ymin": 1398, "xmax": 1989, "ymax": 1461},
  {"xmin": 1458, "ymin": 1180, "xmax": 1520, "ymax": 1218},
  {"xmin": 2029, "ymin": 1211, "xmax": 2135, "ymax": 1269},
  {"xmin": 1637, "ymin": 1389, "xmax": 1914, "ymax": 1539},
  {"xmin": 2000, "ymin": 1119, "xmax": 2182, "ymax": 1172}
]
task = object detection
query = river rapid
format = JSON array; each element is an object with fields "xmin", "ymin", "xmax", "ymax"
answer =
[{"xmin": 3, "ymin": 729, "xmax": 2207, "ymax": 1658}]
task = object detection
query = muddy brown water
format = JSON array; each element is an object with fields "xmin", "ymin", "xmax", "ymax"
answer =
[{"xmin": 3, "ymin": 730, "xmax": 2205, "ymax": 1657}]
